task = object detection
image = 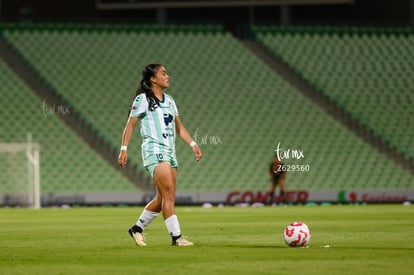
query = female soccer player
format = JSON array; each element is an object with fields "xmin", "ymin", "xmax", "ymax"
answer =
[
  {"xmin": 268, "ymin": 155, "xmax": 287, "ymax": 206},
  {"xmin": 118, "ymin": 64, "xmax": 202, "ymax": 246}
]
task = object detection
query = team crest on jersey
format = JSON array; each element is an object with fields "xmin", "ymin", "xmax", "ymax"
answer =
[{"xmin": 164, "ymin": 113, "xmax": 173, "ymax": 126}]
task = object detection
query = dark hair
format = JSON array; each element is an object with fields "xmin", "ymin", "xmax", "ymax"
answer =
[{"xmin": 129, "ymin": 63, "xmax": 163, "ymax": 115}]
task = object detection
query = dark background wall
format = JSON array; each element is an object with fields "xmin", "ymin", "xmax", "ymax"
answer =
[{"xmin": 0, "ymin": 0, "xmax": 413, "ymax": 26}]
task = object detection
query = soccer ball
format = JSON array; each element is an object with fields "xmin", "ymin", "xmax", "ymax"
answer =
[{"xmin": 283, "ymin": 222, "xmax": 311, "ymax": 247}]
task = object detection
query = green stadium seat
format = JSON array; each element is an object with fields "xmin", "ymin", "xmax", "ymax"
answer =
[
  {"xmin": 254, "ymin": 27, "xmax": 414, "ymax": 162},
  {"xmin": 0, "ymin": 58, "xmax": 136, "ymax": 193},
  {"xmin": 1, "ymin": 24, "xmax": 412, "ymax": 193}
]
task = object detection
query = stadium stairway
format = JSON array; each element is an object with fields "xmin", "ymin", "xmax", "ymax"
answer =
[
  {"xmin": 244, "ymin": 31, "xmax": 413, "ymax": 176},
  {"xmin": 0, "ymin": 34, "xmax": 152, "ymax": 190}
]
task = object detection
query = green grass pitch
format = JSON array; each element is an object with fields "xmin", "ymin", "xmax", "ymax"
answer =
[{"xmin": 1, "ymin": 204, "xmax": 413, "ymax": 274}]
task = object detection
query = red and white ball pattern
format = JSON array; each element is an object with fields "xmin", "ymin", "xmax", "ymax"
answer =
[{"xmin": 283, "ymin": 222, "xmax": 311, "ymax": 247}]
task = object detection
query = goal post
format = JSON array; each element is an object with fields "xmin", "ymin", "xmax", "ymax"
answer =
[{"xmin": 0, "ymin": 141, "xmax": 41, "ymax": 209}]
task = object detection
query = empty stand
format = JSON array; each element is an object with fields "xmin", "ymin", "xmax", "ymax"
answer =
[
  {"xmin": 1, "ymin": 24, "xmax": 412, "ymax": 192},
  {"xmin": 0, "ymin": 58, "xmax": 136, "ymax": 193},
  {"xmin": 254, "ymin": 26, "xmax": 414, "ymax": 159}
]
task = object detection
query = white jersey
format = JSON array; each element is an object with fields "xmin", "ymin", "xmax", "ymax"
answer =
[{"xmin": 129, "ymin": 93, "xmax": 179, "ymax": 159}]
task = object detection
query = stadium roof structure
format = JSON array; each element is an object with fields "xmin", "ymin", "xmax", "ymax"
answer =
[{"xmin": 95, "ymin": 0, "xmax": 354, "ymax": 10}]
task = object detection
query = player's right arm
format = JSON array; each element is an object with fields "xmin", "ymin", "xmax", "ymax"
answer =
[{"xmin": 118, "ymin": 117, "xmax": 139, "ymax": 167}]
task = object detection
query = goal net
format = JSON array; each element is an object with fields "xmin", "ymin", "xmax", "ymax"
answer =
[{"xmin": 0, "ymin": 142, "xmax": 41, "ymax": 209}]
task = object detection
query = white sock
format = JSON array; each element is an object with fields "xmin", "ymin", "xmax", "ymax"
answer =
[
  {"xmin": 164, "ymin": 214, "xmax": 181, "ymax": 237},
  {"xmin": 136, "ymin": 209, "xmax": 160, "ymax": 230}
]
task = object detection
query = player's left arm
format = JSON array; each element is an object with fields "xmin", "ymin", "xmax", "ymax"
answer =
[{"xmin": 175, "ymin": 116, "xmax": 202, "ymax": 161}]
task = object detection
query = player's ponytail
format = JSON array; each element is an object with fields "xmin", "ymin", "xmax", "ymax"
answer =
[{"xmin": 128, "ymin": 64, "xmax": 162, "ymax": 116}]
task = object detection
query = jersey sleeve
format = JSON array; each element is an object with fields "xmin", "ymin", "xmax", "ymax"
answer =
[
  {"xmin": 129, "ymin": 94, "xmax": 147, "ymax": 118},
  {"xmin": 169, "ymin": 95, "xmax": 179, "ymax": 116}
]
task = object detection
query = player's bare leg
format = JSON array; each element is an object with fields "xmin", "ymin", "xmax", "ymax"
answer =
[
  {"xmin": 154, "ymin": 162, "xmax": 193, "ymax": 246},
  {"xmin": 268, "ymin": 181, "xmax": 275, "ymax": 206},
  {"xmin": 128, "ymin": 168, "xmax": 163, "ymax": 246},
  {"xmin": 279, "ymin": 174, "xmax": 286, "ymax": 205}
]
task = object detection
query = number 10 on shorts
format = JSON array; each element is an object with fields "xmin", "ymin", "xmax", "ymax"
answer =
[{"xmin": 156, "ymin": 154, "xmax": 164, "ymax": 160}]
